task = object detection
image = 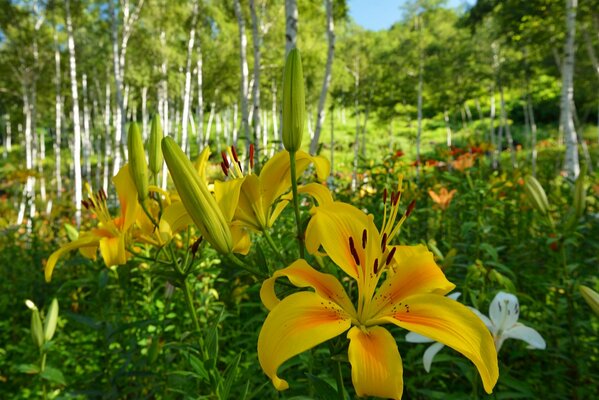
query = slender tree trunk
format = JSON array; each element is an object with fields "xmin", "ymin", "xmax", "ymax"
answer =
[
  {"xmin": 216, "ymin": 112, "xmax": 222, "ymax": 154},
  {"xmin": 271, "ymin": 80, "xmax": 279, "ymax": 151},
  {"xmin": 66, "ymin": 0, "xmax": 83, "ymax": 226},
  {"xmin": 311, "ymin": 0, "xmax": 335, "ymax": 155},
  {"xmin": 205, "ymin": 100, "xmax": 216, "ymax": 146},
  {"xmin": 103, "ymin": 81, "xmax": 112, "ymax": 192},
  {"xmin": 53, "ymin": 29, "xmax": 62, "ymax": 198},
  {"xmin": 330, "ymin": 105, "xmax": 335, "ymax": 177},
  {"xmin": 233, "ymin": 102, "xmax": 239, "ymax": 146},
  {"xmin": 182, "ymin": 0, "xmax": 199, "ymax": 155},
  {"xmin": 351, "ymin": 61, "xmax": 360, "ymax": 192},
  {"xmin": 3, "ymin": 115, "xmax": 11, "ymax": 159},
  {"xmin": 17, "ymin": 86, "xmax": 35, "ymax": 226},
  {"xmin": 142, "ymin": 86, "xmax": 148, "ymax": 140},
  {"xmin": 196, "ymin": 51, "xmax": 204, "ymax": 153},
  {"xmin": 82, "ymin": 73, "xmax": 92, "ymax": 179},
  {"xmin": 499, "ymin": 84, "xmax": 517, "ymax": 168},
  {"xmin": 285, "ymin": 0, "xmax": 298, "ymax": 55},
  {"xmin": 250, "ymin": 0, "xmax": 262, "ymax": 163},
  {"xmin": 416, "ymin": 49, "xmax": 424, "ymax": 178},
  {"xmin": 444, "ymin": 109, "xmax": 452, "ymax": 147},
  {"xmin": 560, "ymin": 0, "xmax": 580, "ymax": 179},
  {"xmin": 489, "ymin": 86, "xmax": 497, "ymax": 169},
  {"xmin": 234, "ymin": 0, "xmax": 250, "ymax": 160}
]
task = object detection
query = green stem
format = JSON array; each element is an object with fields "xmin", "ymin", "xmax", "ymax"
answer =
[
  {"xmin": 227, "ymin": 253, "xmax": 268, "ymax": 279},
  {"xmin": 289, "ymin": 151, "xmax": 305, "ymax": 258},
  {"xmin": 140, "ymin": 198, "xmax": 160, "ymax": 230},
  {"xmin": 263, "ymin": 230, "xmax": 286, "ymax": 265},
  {"xmin": 40, "ymin": 351, "xmax": 47, "ymax": 400},
  {"xmin": 334, "ymin": 360, "xmax": 345, "ymax": 400},
  {"xmin": 182, "ymin": 278, "xmax": 202, "ymax": 335}
]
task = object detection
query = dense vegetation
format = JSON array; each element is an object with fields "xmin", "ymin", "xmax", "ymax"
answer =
[{"xmin": 1, "ymin": 0, "xmax": 598, "ymax": 399}]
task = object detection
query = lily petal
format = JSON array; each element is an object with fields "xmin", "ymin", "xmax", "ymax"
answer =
[
  {"xmin": 347, "ymin": 326, "xmax": 404, "ymax": 400},
  {"xmin": 258, "ymin": 291, "xmax": 352, "ymax": 391},
  {"xmin": 113, "ymin": 164, "xmax": 139, "ymax": 231},
  {"xmin": 422, "ymin": 342, "xmax": 445, "ymax": 373},
  {"xmin": 214, "ymin": 178, "xmax": 245, "ymax": 222},
  {"xmin": 298, "ymin": 183, "xmax": 333, "ymax": 206},
  {"xmin": 159, "ymin": 201, "xmax": 193, "ymax": 242},
  {"xmin": 230, "ymin": 224, "xmax": 251, "ymax": 255},
  {"xmin": 305, "ymin": 202, "xmax": 380, "ymax": 281},
  {"xmin": 45, "ymin": 235, "xmax": 100, "ymax": 282},
  {"xmin": 376, "ymin": 293, "xmax": 498, "ymax": 394},
  {"xmin": 260, "ymin": 259, "xmax": 355, "ymax": 315},
  {"xmin": 468, "ymin": 307, "xmax": 493, "ymax": 331},
  {"xmin": 99, "ymin": 235, "xmax": 128, "ymax": 267},
  {"xmin": 503, "ymin": 323, "xmax": 546, "ymax": 350},
  {"xmin": 366, "ymin": 245, "xmax": 455, "ymax": 318},
  {"xmin": 489, "ymin": 292, "xmax": 520, "ymax": 332}
]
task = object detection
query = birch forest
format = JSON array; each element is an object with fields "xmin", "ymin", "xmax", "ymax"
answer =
[{"xmin": 0, "ymin": 0, "xmax": 598, "ymax": 398}]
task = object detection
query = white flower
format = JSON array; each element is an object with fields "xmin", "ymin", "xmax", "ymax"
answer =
[
  {"xmin": 470, "ymin": 292, "xmax": 546, "ymax": 352},
  {"xmin": 406, "ymin": 292, "xmax": 546, "ymax": 372}
]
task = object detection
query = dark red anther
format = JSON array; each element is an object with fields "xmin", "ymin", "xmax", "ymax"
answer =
[
  {"xmin": 231, "ymin": 146, "xmax": 239, "ymax": 162},
  {"xmin": 100, "ymin": 188, "xmax": 107, "ymax": 201},
  {"xmin": 349, "ymin": 237, "xmax": 360, "ymax": 266},
  {"xmin": 249, "ymin": 143, "xmax": 255, "ymax": 170},
  {"xmin": 405, "ymin": 199, "xmax": 416, "ymax": 217},
  {"xmin": 394, "ymin": 191, "xmax": 401, "ymax": 206},
  {"xmin": 362, "ymin": 229, "xmax": 367, "ymax": 249},
  {"xmin": 381, "ymin": 232, "xmax": 388, "ymax": 252},
  {"xmin": 237, "ymin": 160, "xmax": 243, "ymax": 173},
  {"xmin": 373, "ymin": 258, "xmax": 379, "ymax": 274},
  {"xmin": 221, "ymin": 151, "xmax": 229, "ymax": 168},
  {"xmin": 220, "ymin": 161, "xmax": 229, "ymax": 176},
  {"xmin": 190, "ymin": 236, "xmax": 203, "ymax": 257},
  {"xmin": 81, "ymin": 200, "xmax": 89, "ymax": 209},
  {"xmin": 383, "ymin": 188, "xmax": 388, "ymax": 204},
  {"xmin": 386, "ymin": 247, "xmax": 397, "ymax": 266}
]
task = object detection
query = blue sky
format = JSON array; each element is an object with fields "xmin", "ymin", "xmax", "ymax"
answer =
[{"xmin": 348, "ymin": 0, "xmax": 473, "ymax": 31}]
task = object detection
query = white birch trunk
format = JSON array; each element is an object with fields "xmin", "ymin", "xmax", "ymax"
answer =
[
  {"xmin": 142, "ymin": 86, "xmax": 148, "ymax": 140},
  {"xmin": 351, "ymin": 61, "xmax": 360, "ymax": 192},
  {"xmin": 234, "ymin": 0, "xmax": 250, "ymax": 158},
  {"xmin": 271, "ymin": 80, "xmax": 279, "ymax": 152},
  {"xmin": 250, "ymin": 0, "xmax": 262, "ymax": 162},
  {"xmin": 444, "ymin": 109, "xmax": 452, "ymax": 147},
  {"xmin": 233, "ymin": 102, "xmax": 239, "ymax": 146},
  {"xmin": 82, "ymin": 73, "xmax": 92, "ymax": 179},
  {"xmin": 560, "ymin": 0, "xmax": 580, "ymax": 179},
  {"xmin": 285, "ymin": 0, "xmax": 298, "ymax": 55},
  {"xmin": 66, "ymin": 0, "xmax": 83, "ymax": 226},
  {"xmin": 416, "ymin": 52, "xmax": 424, "ymax": 178},
  {"xmin": 3, "ymin": 115, "xmax": 11, "ymax": 159},
  {"xmin": 196, "ymin": 51, "xmax": 204, "ymax": 152},
  {"xmin": 499, "ymin": 85, "xmax": 517, "ymax": 168},
  {"xmin": 216, "ymin": 112, "xmax": 222, "ymax": 153},
  {"xmin": 103, "ymin": 81, "xmax": 112, "ymax": 192},
  {"xmin": 311, "ymin": 0, "xmax": 335, "ymax": 155},
  {"xmin": 54, "ymin": 30, "xmax": 63, "ymax": 198},
  {"xmin": 205, "ymin": 101, "xmax": 216, "ymax": 146},
  {"xmin": 182, "ymin": 0, "xmax": 199, "ymax": 155},
  {"xmin": 489, "ymin": 87, "xmax": 497, "ymax": 169}
]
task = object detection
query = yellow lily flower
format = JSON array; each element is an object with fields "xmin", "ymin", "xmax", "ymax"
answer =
[
  {"xmin": 257, "ymin": 183, "xmax": 498, "ymax": 399},
  {"xmin": 214, "ymin": 146, "xmax": 329, "ymax": 232},
  {"xmin": 45, "ymin": 165, "xmax": 139, "ymax": 282}
]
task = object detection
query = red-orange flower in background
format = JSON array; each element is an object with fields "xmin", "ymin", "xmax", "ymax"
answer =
[{"xmin": 428, "ymin": 188, "xmax": 457, "ymax": 211}]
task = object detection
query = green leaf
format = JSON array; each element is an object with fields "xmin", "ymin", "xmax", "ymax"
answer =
[
  {"xmin": 306, "ymin": 373, "xmax": 341, "ymax": 400},
  {"xmin": 40, "ymin": 366, "xmax": 66, "ymax": 385},
  {"xmin": 218, "ymin": 353, "xmax": 242, "ymax": 400},
  {"xmin": 17, "ymin": 363, "xmax": 40, "ymax": 374},
  {"xmin": 63, "ymin": 223, "xmax": 79, "ymax": 241}
]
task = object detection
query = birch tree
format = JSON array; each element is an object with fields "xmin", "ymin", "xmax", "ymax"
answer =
[
  {"xmin": 181, "ymin": 0, "xmax": 199, "ymax": 156},
  {"xmin": 285, "ymin": 0, "xmax": 298, "ymax": 55},
  {"xmin": 233, "ymin": 0, "xmax": 250, "ymax": 157},
  {"xmin": 249, "ymin": 0, "xmax": 262, "ymax": 161},
  {"xmin": 560, "ymin": 0, "xmax": 580, "ymax": 180},
  {"xmin": 110, "ymin": 0, "xmax": 145, "ymax": 174},
  {"xmin": 310, "ymin": 0, "xmax": 335, "ymax": 155},
  {"xmin": 65, "ymin": 0, "xmax": 83, "ymax": 226}
]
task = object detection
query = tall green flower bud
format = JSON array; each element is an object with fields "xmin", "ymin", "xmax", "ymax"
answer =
[
  {"xmin": 282, "ymin": 48, "xmax": 305, "ymax": 153},
  {"xmin": 524, "ymin": 175, "xmax": 549, "ymax": 215},
  {"xmin": 25, "ymin": 300, "xmax": 44, "ymax": 348},
  {"xmin": 43, "ymin": 298, "xmax": 59, "ymax": 342},
  {"xmin": 161, "ymin": 137, "xmax": 233, "ymax": 254},
  {"xmin": 149, "ymin": 114, "xmax": 164, "ymax": 176},
  {"xmin": 127, "ymin": 122, "xmax": 148, "ymax": 201}
]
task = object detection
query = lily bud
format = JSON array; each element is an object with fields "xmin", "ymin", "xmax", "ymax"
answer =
[
  {"xmin": 161, "ymin": 137, "xmax": 233, "ymax": 254},
  {"xmin": 579, "ymin": 285, "xmax": 599, "ymax": 317},
  {"xmin": 30, "ymin": 308, "xmax": 44, "ymax": 348},
  {"xmin": 572, "ymin": 167, "xmax": 586, "ymax": 219},
  {"xmin": 127, "ymin": 122, "xmax": 148, "ymax": 201},
  {"xmin": 282, "ymin": 48, "xmax": 305, "ymax": 153},
  {"xmin": 43, "ymin": 298, "xmax": 59, "ymax": 341},
  {"xmin": 524, "ymin": 175, "xmax": 549, "ymax": 215},
  {"xmin": 149, "ymin": 114, "xmax": 164, "ymax": 176}
]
